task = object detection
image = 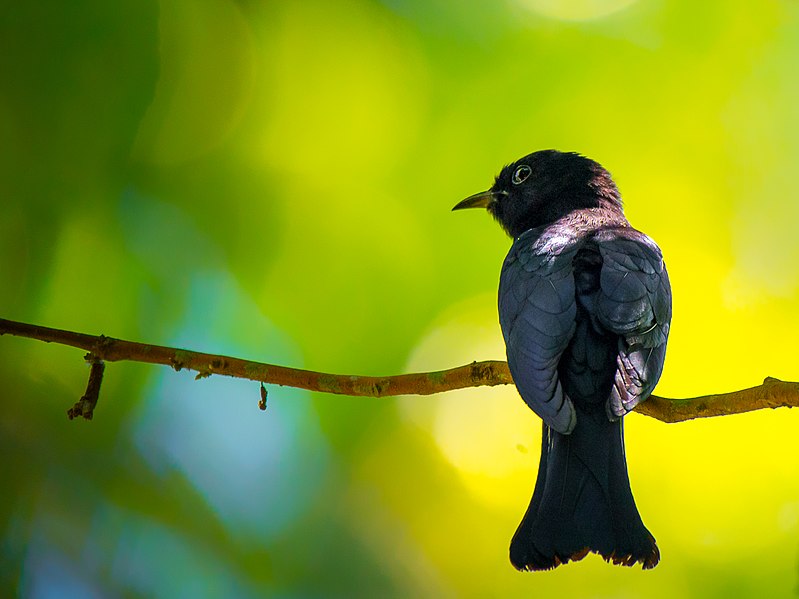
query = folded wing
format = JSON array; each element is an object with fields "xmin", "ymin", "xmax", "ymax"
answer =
[
  {"xmin": 595, "ymin": 228, "xmax": 672, "ymax": 418},
  {"xmin": 499, "ymin": 229, "xmax": 581, "ymax": 434}
]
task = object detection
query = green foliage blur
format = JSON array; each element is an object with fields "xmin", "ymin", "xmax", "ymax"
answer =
[{"xmin": 3, "ymin": 1, "xmax": 799, "ymax": 597}]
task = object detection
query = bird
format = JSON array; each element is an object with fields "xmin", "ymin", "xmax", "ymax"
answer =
[{"xmin": 452, "ymin": 150, "xmax": 671, "ymax": 571}]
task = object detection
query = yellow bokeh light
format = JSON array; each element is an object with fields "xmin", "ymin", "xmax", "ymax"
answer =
[
  {"xmin": 400, "ymin": 293, "xmax": 542, "ymax": 509},
  {"xmin": 511, "ymin": 0, "xmax": 639, "ymax": 22},
  {"xmin": 256, "ymin": 0, "xmax": 427, "ymax": 180}
]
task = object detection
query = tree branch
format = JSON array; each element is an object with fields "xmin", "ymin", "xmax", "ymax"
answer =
[
  {"xmin": 67, "ymin": 358, "xmax": 105, "ymax": 420},
  {"xmin": 1, "ymin": 317, "xmax": 796, "ymax": 423}
]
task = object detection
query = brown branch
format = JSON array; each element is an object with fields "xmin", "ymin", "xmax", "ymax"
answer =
[
  {"xmin": 1, "ymin": 317, "xmax": 796, "ymax": 423},
  {"xmin": 633, "ymin": 377, "xmax": 798, "ymax": 423},
  {"xmin": 67, "ymin": 357, "xmax": 105, "ymax": 420}
]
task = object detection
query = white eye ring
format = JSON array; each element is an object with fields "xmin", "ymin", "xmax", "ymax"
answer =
[{"xmin": 512, "ymin": 165, "xmax": 532, "ymax": 184}]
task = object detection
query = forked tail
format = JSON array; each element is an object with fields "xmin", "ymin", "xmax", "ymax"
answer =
[{"xmin": 510, "ymin": 410, "xmax": 659, "ymax": 571}]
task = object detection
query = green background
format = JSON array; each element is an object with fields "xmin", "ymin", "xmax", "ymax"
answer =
[{"xmin": 2, "ymin": 1, "xmax": 799, "ymax": 597}]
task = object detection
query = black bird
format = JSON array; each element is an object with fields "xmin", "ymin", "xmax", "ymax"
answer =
[{"xmin": 453, "ymin": 150, "xmax": 671, "ymax": 571}]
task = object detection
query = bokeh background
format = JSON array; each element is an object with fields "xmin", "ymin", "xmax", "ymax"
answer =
[{"xmin": 2, "ymin": 0, "xmax": 799, "ymax": 597}]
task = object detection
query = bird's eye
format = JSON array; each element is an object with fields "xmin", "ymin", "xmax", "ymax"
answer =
[{"xmin": 512, "ymin": 165, "xmax": 532, "ymax": 185}]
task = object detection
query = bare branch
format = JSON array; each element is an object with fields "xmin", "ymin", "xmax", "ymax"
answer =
[
  {"xmin": 633, "ymin": 377, "xmax": 798, "ymax": 423},
  {"xmin": 67, "ymin": 357, "xmax": 105, "ymax": 420},
  {"xmin": 1, "ymin": 318, "xmax": 796, "ymax": 423}
]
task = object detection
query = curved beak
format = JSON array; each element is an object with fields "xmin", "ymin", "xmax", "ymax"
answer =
[{"xmin": 451, "ymin": 190, "xmax": 501, "ymax": 211}]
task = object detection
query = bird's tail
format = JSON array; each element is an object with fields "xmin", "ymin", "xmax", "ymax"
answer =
[{"xmin": 510, "ymin": 409, "xmax": 659, "ymax": 571}]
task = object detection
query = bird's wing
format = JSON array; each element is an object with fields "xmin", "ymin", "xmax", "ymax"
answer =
[
  {"xmin": 499, "ymin": 229, "xmax": 580, "ymax": 434},
  {"xmin": 595, "ymin": 228, "xmax": 671, "ymax": 418}
]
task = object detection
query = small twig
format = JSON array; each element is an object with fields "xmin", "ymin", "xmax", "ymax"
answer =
[
  {"xmin": 1, "ymin": 317, "xmax": 797, "ymax": 423},
  {"xmin": 67, "ymin": 357, "xmax": 105, "ymax": 421},
  {"xmin": 259, "ymin": 383, "xmax": 268, "ymax": 411}
]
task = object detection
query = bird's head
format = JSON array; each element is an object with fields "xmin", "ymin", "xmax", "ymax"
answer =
[{"xmin": 453, "ymin": 150, "xmax": 623, "ymax": 238}]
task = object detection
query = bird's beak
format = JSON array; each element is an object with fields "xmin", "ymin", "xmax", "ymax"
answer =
[{"xmin": 451, "ymin": 190, "xmax": 498, "ymax": 211}]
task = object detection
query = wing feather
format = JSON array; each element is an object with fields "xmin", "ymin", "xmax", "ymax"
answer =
[
  {"xmin": 499, "ymin": 229, "xmax": 581, "ymax": 434},
  {"xmin": 595, "ymin": 228, "xmax": 671, "ymax": 418}
]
